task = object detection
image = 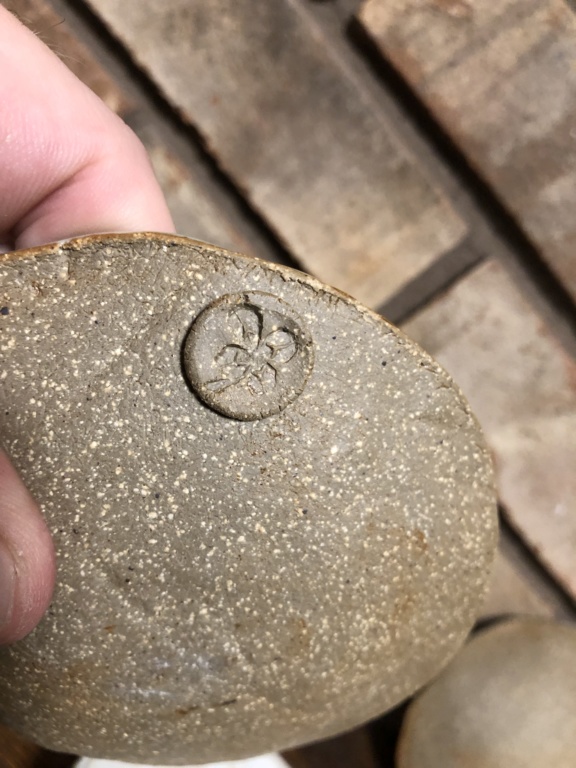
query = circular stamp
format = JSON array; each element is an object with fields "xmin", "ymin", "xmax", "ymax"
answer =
[{"xmin": 183, "ymin": 292, "xmax": 314, "ymax": 420}]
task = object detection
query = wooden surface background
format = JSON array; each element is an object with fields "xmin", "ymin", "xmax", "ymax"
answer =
[{"xmin": 2, "ymin": 0, "xmax": 576, "ymax": 766}]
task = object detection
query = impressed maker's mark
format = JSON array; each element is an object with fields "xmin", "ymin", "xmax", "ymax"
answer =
[{"xmin": 183, "ymin": 292, "xmax": 314, "ymax": 420}]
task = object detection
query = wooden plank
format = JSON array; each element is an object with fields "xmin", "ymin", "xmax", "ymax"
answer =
[
  {"xmin": 403, "ymin": 260, "xmax": 576, "ymax": 601},
  {"xmin": 481, "ymin": 542, "xmax": 557, "ymax": 621},
  {"xmin": 6, "ymin": 0, "xmax": 253, "ymax": 255},
  {"xmin": 360, "ymin": 0, "xmax": 576, "ymax": 304},
  {"xmin": 83, "ymin": 0, "xmax": 467, "ymax": 307},
  {"xmin": 144, "ymin": 136, "xmax": 255, "ymax": 253}
]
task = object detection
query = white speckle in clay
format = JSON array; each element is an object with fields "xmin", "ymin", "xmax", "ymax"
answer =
[{"xmin": 0, "ymin": 234, "xmax": 496, "ymax": 764}]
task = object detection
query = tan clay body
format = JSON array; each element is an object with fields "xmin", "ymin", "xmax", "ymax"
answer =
[{"xmin": 0, "ymin": 234, "xmax": 497, "ymax": 763}]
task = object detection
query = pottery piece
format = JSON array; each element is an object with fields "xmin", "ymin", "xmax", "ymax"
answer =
[
  {"xmin": 397, "ymin": 618, "xmax": 576, "ymax": 768},
  {"xmin": 0, "ymin": 234, "xmax": 497, "ymax": 763}
]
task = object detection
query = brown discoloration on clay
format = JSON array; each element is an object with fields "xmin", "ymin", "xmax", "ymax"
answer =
[
  {"xmin": 0, "ymin": 234, "xmax": 496, "ymax": 764},
  {"xmin": 412, "ymin": 529, "xmax": 428, "ymax": 553}
]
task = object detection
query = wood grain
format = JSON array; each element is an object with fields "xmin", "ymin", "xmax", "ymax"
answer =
[
  {"xmin": 360, "ymin": 0, "xmax": 576, "ymax": 304},
  {"xmin": 83, "ymin": 0, "xmax": 467, "ymax": 307},
  {"xmin": 404, "ymin": 260, "xmax": 576, "ymax": 601}
]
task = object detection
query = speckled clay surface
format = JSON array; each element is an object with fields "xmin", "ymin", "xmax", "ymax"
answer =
[
  {"xmin": 397, "ymin": 618, "xmax": 576, "ymax": 768},
  {"xmin": 0, "ymin": 234, "xmax": 497, "ymax": 764}
]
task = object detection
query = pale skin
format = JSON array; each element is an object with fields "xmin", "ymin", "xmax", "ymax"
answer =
[{"xmin": 0, "ymin": 6, "xmax": 175, "ymax": 644}]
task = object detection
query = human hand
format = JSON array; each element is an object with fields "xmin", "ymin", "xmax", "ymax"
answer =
[{"xmin": 0, "ymin": 5, "xmax": 174, "ymax": 644}]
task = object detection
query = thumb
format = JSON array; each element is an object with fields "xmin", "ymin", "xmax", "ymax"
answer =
[{"xmin": 0, "ymin": 448, "xmax": 55, "ymax": 644}]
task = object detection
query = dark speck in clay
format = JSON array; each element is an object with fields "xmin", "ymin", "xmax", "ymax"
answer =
[{"xmin": 0, "ymin": 234, "xmax": 497, "ymax": 764}]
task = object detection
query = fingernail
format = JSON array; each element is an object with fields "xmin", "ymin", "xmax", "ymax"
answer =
[{"xmin": 0, "ymin": 539, "xmax": 16, "ymax": 633}]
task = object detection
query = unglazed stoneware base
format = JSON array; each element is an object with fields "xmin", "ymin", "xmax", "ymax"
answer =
[{"xmin": 0, "ymin": 234, "xmax": 497, "ymax": 763}]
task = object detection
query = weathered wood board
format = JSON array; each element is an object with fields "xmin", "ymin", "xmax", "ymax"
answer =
[
  {"xmin": 404, "ymin": 260, "xmax": 576, "ymax": 601},
  {"xmin": 360, "ymin": 0, "xmax": 576, "ymax": 304},
  {"xmin": 83, "ymin": 0, "xmax": 467, "ymax": 308},
  {"xmin": 145, "ymin": 139, "xmax": 255, "ymax": 254}
]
